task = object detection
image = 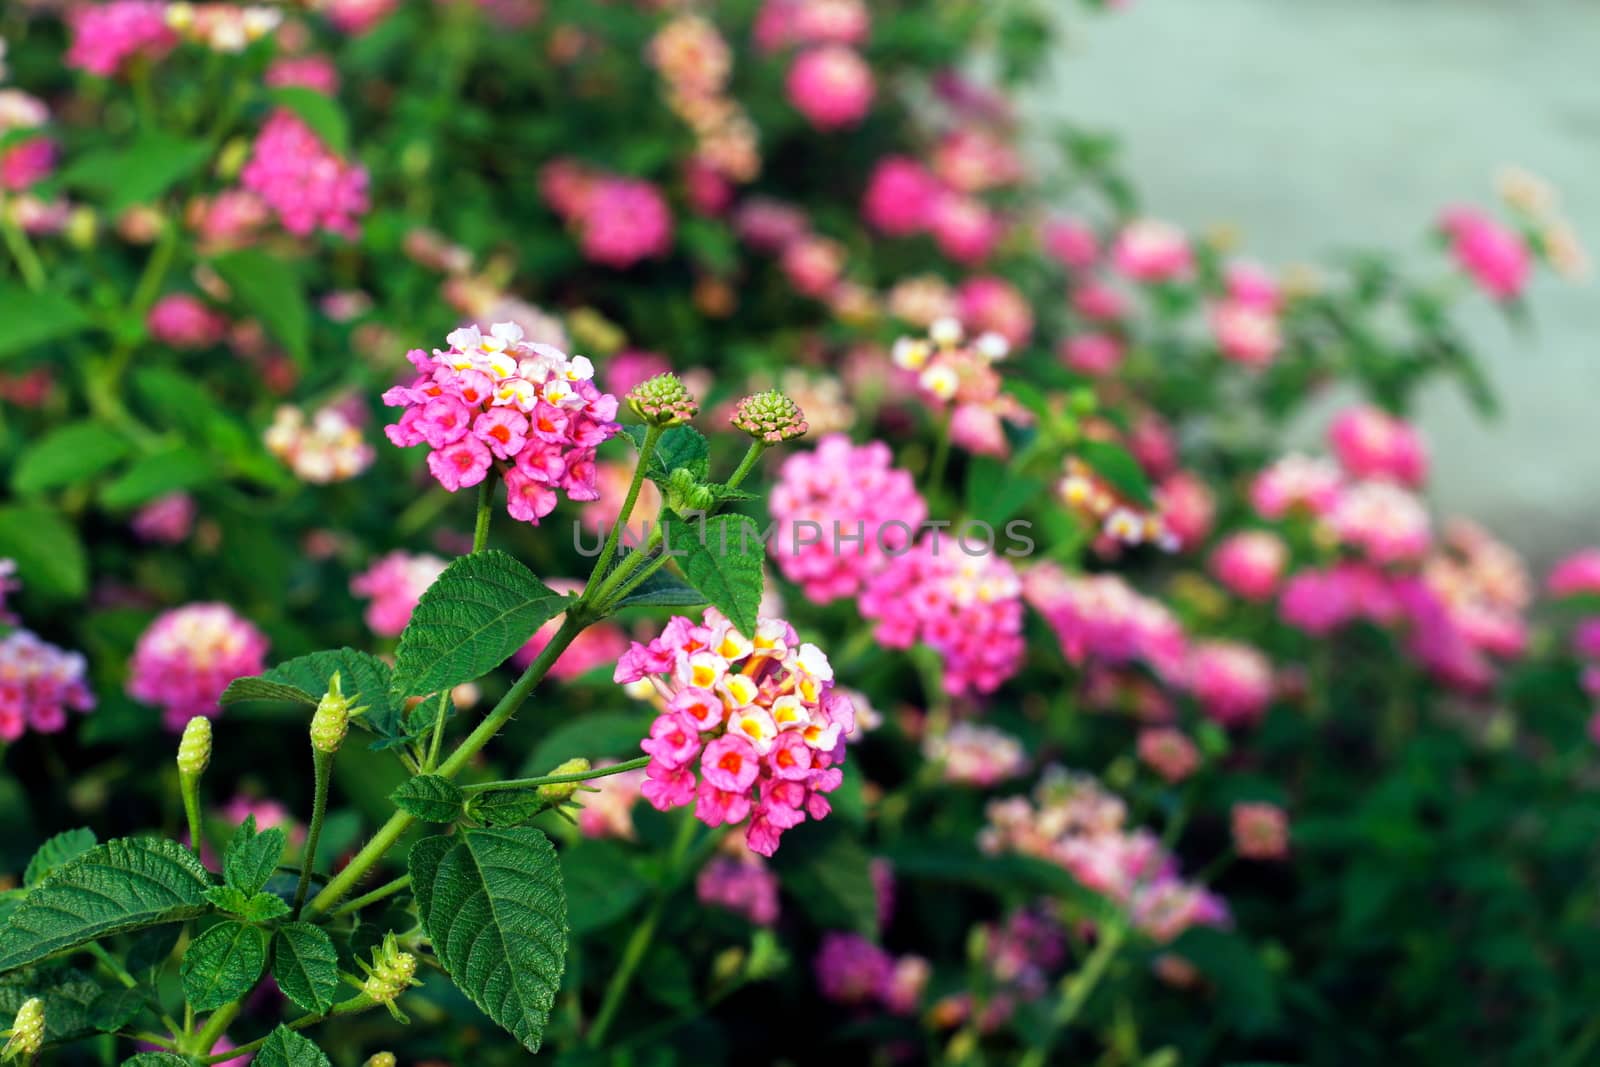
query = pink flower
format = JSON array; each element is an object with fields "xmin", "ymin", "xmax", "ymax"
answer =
[
  {"xmin": 127, "ymin": 604, "xmax": 269, "ymax": 731},
  {"xmin": 929, "ymin": 191, "xmax": 1002, "ymax": 265},
  {"xmin": 1071, "ymin": 280, "xmax": 1128, "ymax": 322},
  {"xmin": 781, "ymin": 235, "xmax": 846, "ymax": 297},
  {"xmin": 1138, "ymin": 728, "xmax": 1200, "ymax": 784},
  {"xmin": 1111, "ymin": 219, "xmax": 1193, "ymax": 283},
  {"xmin": 0, "ymin": 630, "xmax": 95, "ymax": 742},
  {"xmin": 603, "ymin": 350, "xmax": 672, "ymax": 398},
  {"xmin": 147, "ymin": 294, "xmax": 227, "ymax": 349},
  {"xmin": 131, "ymin": 492, "xmax": 197, "ymax": 544},
  {"xmin": 1327, "ymin": 405, "xmax": 1429, "ymax": 486},
  {"xmin": 324, "ymin": 0, "xmax": 399, "ymax": 34},
  {"xmin": 1209, "ymin": 300, "xmax": 1281, "ymax": 368},
  {"xmin": 860, "ymin": 536, "xmax": 1026, "ymax": 697},
  {"xmin": 1155, "ymin": 471, "xmax": 1214, "ymax": 551},
  {"xmin": 0, "ymin": 135, "xmax": 55, "ymax": 193},
  {"xmin": 785, "ymin": 46, "xmax": 874, "ymax": 130},
  {"xmin": 1250, "ymin": 453, "xmax": 1344, "ymax": 520},
  {"xmin": 580, "ymin": 177, "xmax": 674, "ymax": 269},
  {"xmin": 1330, "ymin": 481, "xmax": 1432, "ymax": 565},
  {"xmin": 956, "ymin": 276, "xmax": 1032, "ymax": 348},
  {"xmin": 1231, "ymin": 802, "xmax": 1290, "ymax": 860},
  {"xmin": 619, "ymin": 609, "xmax": 854, "ymax": 856},
  {"xmin": 221, "ymin": 795, "xmax": 301, "ymax": 843},
  {"xmin": 576, "ymin": 763, "xmax": 646, "ymax": 840},
  {"xmin": 1210, "ymin": 531, "xmax": 1288, "ymax": 601},
  {"xmin": 1440, "ymin": 204, "xmax": 1531, "ymax": 301},
  {"xmin": 1224, "ymin": 260, "xmax": 1281, "ymax": 311},
  {"xmin": 1186, "ymin": 640, "xmax": 1273, "ymax": 727},
  {"xmin": 1023, "ymin": 565, "xmax": 1188, "ymax": 681},
  {"xmin": 382, "ymin": 323, "xmax": 619, "ymax": 523},
  {"xmin": 814, "ymin": 933, "xmax": 892, "ymax": 1005},
  {"xmin": 1060, "ymin": 333, "xmax": 1124, "ymax": 376},
  {"xmin": 265, "ymin": 55, "xmax": 340, "ymax": 95},
  {"xmin": 1547, "ymin": 549, "xmax": 1600, "ymax": 598},
  {"xmin": 697, "ymin": 854, "xmax": 780, "ymax": 925},
  {"xmin": 65, "ymin": 1, "xmax": 175, "ymax": 76},
  {"xmin": 1572, "ymin": 618, "xmax": 1600, "ymax": 661},
  {"xmin": 861, "ymin": 156, "xmax": 939, "ymax": 236},
  {"xmin": 350, "ymin": 551, "xmax": 448, "ymax": 637},
  {"xmin": 923, "ymin": 723, "xmax": 1027, "ymax": 786},
  {"xmin": 933, "ymin": 128, "xmax": 1023, "ymax": 193},
  {"xmin": 769, "ymin": 435, "xmax": 927, "ymax": 604},
  {"xmin": 1043, "ymin": 217, "xmax": 1100, "ymax": 269},
  {"xmin": 240, "ymin": 111, "xmax": 369, "ymax": 238}
]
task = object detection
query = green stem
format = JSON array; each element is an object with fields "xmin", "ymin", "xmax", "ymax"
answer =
[
  {"xmin": 724, "ymin": 439, "xmax": 768, "ymax": 490},
  {"xmin": 587, "ymin": 813, "xmax": 698, "ymax": 1048},
  {"xmin": 424, "ymin": 690, "xmax": 450, "ymax": 773},
  {"xmin": 293, "ymin": 749, "xmax": 334, "ymax": 919},
  {"xmin": 472, "ymin": 475, "xmax": 495, "ymax": 553},
  {"xmin": 192, "ymin": 993, "xmax": 377, "ymax": 1064},
  {"xmin": 179, "ymin": 772, "xmax": 205, "ymax": 858},
  {"xmin": 328, "ymin": 874, "xmax": 412, "ymax": 920},
  {"xmin": 461, "ymin": 755, "xmax": 651, "ymax": 794},
  {"xmin": 186, "ymin": 1002, "xmax": 241, "ymax": 1059},
  {"xmin": 583, "ymin": 423, "xmax": 661, "ymax": 602},
  {"xmin": 302, "ymin": 617, "xmax": 587, "ymax": 918},
  {"xmin": 0, "ymin": 212, "xmax": 46, "ymax": 292},
  {"xmin": 1018, "ymin": 922, "xmax": 1126, "ymax": 1067}
]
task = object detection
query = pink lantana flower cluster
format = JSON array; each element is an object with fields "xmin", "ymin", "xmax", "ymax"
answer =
[
  {"xmin": 0, "ymin": 90, "xmax": 55, "ymax": 193},
  {"xmin": 1022, "ymin": 565, "xmax": 1188, "ymax": 681},
  {"xmin": 768, "ymin": 434, "xmax": 926, "ymax": 604},
  {"xmin": 1231, "ymin": 802, "xmax": 1291, "ymax": 861},
  {"xmin": 264, "ymin": 402, "xmax": 375, "ymax": 485},
  {"xmin": 922, "ymin": 722, "xmax": 1027, "ymax": 787},
  {"xmin": 574, "ymin": 762, "xmax": 647, "ymax": 841},
  {"xmin": 382, "ymin": 322, "xmax": 620, "ymax": 523},
  {"xmin": 890, "ymin": 318, "xmax": 1029, "ymax": 457},
  {"xmin": 696, "ymin": 851, "xmax": 781, "ymax": 926},
  {"xmin": 0, "ymin": 630, "xmax": 96, "ymax": 742},
  {"xmin": 239, "ymin": 111, "xmax": 370, "ymax": 238},
  {"xmin": 538, "ymin": 159, "xmax": 674, "ymax": 269},
  {"xmin": 1327, "ymin": 404, "xmax": 1429, "ymax": 487},
  {"xmin": 1438, "ymin": 204, "xmax": 1531, "ymax": 301},
  {"xmin": 861, "ymin": 153, "xmax": 1006, "ymax": 266},
  {"xmin": 648, "ymin": 14, "xmax": 760, "ymax": 184},
  {"xmin": 859, "ymin": 535, "xmax": 1025, "ymax": 697},
  {"xmin": 813, "ymin": 932, "xmax": 928, "ymax": 1016},
  {"xmin": 349, "ymin": 550, "xmax": 447, "ymax": 637},
  {"xmin": 131, "ymin": 492, "xmax": 197, "ymax": 544},
  {"xmin": 146, "ymin": 293, "xmax": 227, "ymax": 349},
  {"xmin": 65, "ymin": 1, "xmax": 176, "ymax": 76},
  {"xmin": 1184, "ymin": 640, "xmax": 1275, "ymax": 727},
  {"xmin": 982, "ymin": 767, "xmax": 1229, "ymax": 944},
  {"xmin": 127, "ymin": 603, "xmax": 269, "ymax": 730},
  {"xmin": 616, "ymin": 609, "xmax": 855, "ymax": 856}
]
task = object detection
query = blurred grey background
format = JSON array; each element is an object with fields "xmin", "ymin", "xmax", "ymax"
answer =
[{"xmin": 1034, "ymin": 0, "xmax": 1599, "ymax": 566}]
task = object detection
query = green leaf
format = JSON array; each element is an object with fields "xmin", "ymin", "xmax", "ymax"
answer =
[
  {"xmin": 23, "ymin": 828, "xmax": 98, "ymax": 887},
  {"xmin": 624, "ymin": 424, "xmax": 710, "ymax": 484},
  {"xmin": 1170, "ymin": 926, "xmax": 1281, "ymax": 1035},
  {"xmin": 410, "ymin": 827, "xmax": 567, "ymax": 1052},
  {"xmin": 99, "ymin": 446, "xmax": 215, "ymax": 510},
  {"xmin": 0, "ymin": 287, "xmax": 92, "ymax": 363},
  {"xmin": 1078, "ymin": 439, "xmax": 1154, "ymax": 508},
  {"xmin": 391, "ymin": 551, "xmax": 566, "ymax": 699},
  {"xmin": 272, "ymin": 923, "xmax": 341, "ymax": 1016},
  {"xmin": 121, "ymin": 1055, "xmax": 196, "ymax": 1066},
  {"xmin": 204, "ymin": 886, "xmax": 289, "ymax": 922},
  {"xmin": 181, "ymin": 920, "xmax": 269, "ymax": 1012},
  {"xmin": 223, "ymin": 649, "xmax": 407, "ymax": 743},
  {"xmin": 57, "ymin": 131, "xmax": 210, "ymax": 213},
  {"xmin": 614, "ymin": 566, "xmax": 706, "ymax": 609},
  {"xmin": 562, "ymin": 842, "xmax": 646, "ymax": 934},
  {"xmin": 964, "ymin": 456, "xmax": 1045, "ymax": 525},
  {"xmin": 12, "ymin": 423, "xmax": 132, "ymax": 494},
  {"xmin": 90, "ymin": 986, "xmax": 145, "ymax": 1031},
  {"xmin": 210, "ymin": 249, "xmax": 310, "ymax": 367},
  {"xmin": 223, "ymin": 816, "xmax": 286, "ymax": 896},
  {"xmin": 391, "ymin": 775, "xmax": 464, "ymax": 823},
  {"xmin": 666, "ymin": 514, "xmax": 765, "ymax": 635},
  {"xmin": 463, "ymin": 790, "xmax": 545, "ymax": 828},
  {"xmin": 0, "ymin": 965, "xmax": 105, "ymax": 1043},
  {"xmin": 0, "ymin": 504, "xmax": 88, "ymax": 600},
  {"xmin": 523, "ymin": 712, "xmax": 651, "ymax": 776},
  {"xmin": 254, "ymin": 1024, "xmax": 332, "ymax": 1067},
  {"xmin": 0, "ymin": 287, "xmax": 92, "ymax": 361},
  {"xmin": 0, "ymin": 837, "xmax": 213, "ymax": 973},
  {"xmin": 268, "ymin": 87, "xmax": 349, "ymax": 155}
]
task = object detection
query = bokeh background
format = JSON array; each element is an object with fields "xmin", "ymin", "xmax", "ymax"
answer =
[{"xmin": 1033, "ymin": 0, "xmax": 1600, "ymax": 565}]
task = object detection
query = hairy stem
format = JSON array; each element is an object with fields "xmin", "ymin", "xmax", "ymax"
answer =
[
  {"xmin": 583, "ymin": 423, "xmax": 662, "ymax": 603},
  {"xmin": 328, "ymin": 873, "xmax": 412, "ymax": 920},
  {"xmin": 472, "ymin": 475, "xmax": 495, "ymax": 553},
  {"xmin": 460, "ymin": 755, "xmax": 651, "ymax": 794},
  {"xmin": 293, "ymin": 749, "xmax": 334, "ymax": 919}
]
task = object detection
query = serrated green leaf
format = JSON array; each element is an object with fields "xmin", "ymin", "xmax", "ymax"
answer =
[
  {"xmin": 204, "ymin": 886, "xmax": 289, "ymax": 922},
  {"xmin": 410, "ymin": 828, "xmax": 567, "ymax": 1052},
  {"xmin": 90, "ymin": 985, "xmax": 145, "ymax": 1031},
  {"xmin": 254, "ymin": 1024, "xmax": 332, "ymax": 1067},
  {"xmin": 224, "ymin": 816, "xmax": 287, "ymax": 897},
  {"xmin": 57, "ymin": 131, "xmax": 210, "ymax": 213},
  {"xmin": 0, "ymin": 286, "xmax": 92, "ymax": 361},
  {"xmin": 12, "ymin": 424, "xmax": 132, "ymax": 494},
  {"xmin": 391, "ymin": 551, "xmax": 566, "ymax": 699},
  {"xmin": 268, "ymin": 87, "xmax": 349, "ymax": 154},
  {"xmin": 210, "ymin": 249, "xmax": 310, "ymax": 367},
  {"xmin": 1078, "ymin": 439, "xmax": 1154, "ymax": 508},
  {"xmin": 464, "ymin": 790, "xmax": 545, "ymax": 828},
  {"xmin": 624, "ymin": 424, "xmax": 709, "ymax": 483},
  {"xmin": 99, "ymin": 446, "xmax": 215, "ymax": 510},
  {"xmin": 0, "ymin": 505, "xmax": 88, "ymax": 601},
  {"xmin": 23, "ymin": 828, "xmax": 98, "ymax": 887},
  {"xmin": 0, "ymin": 837, "xmax": 213, "ymax": 973},
  {"xmin": 614, "ymin": 566, "xmax": 706, "ymax": 609},
  {"xmin": 272, "ymin": 923, "xmax": 340, "ymax": 1016},
  {"xmin": 121, "ymin": 1055, "xmax": 195, "ymax": 1066},
  {"xmin": 218, "ymin": 677, "xmax": 319, "ymax": 706},
  {"xmin": 0, "ymin": 965, "xmax": 105, "ymax": 1043},
  {"xmin": 391, "ymin": 775, "xmax": 464, "ymax": 823},
  {"xmin": 224, "ymin": 649, "xmax": 407, "ymax": 743},
  {"xmin": 181, "ymin": 920, "xmax": 268, "ymax": 1012},
  {"xmin": 665, "ymin": 514, "xmax": 765, "ymax": 635}
]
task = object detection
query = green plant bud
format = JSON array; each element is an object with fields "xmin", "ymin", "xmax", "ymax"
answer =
[
  {"xmin": 177, "ymin": 716, "xmax": 212, "ymax": 778},
  {"xmin": 310, "ymin": 672, "xmax": 367, "ymax": 754},
  {"xmin": 729, "ymin": 390, "xmax": 808, "ymax": 443},
  {"xmin": 536, "ymin": 758, "xmax": 592, "ymax": 804},
  {"xmin": 666, "ymin": 467, "xmax": 716, "ymax": 514},
  {"xmin": 362, "ymin": 934, "xmax": 421, "ymax": 1007},
  {"xmin": 626, "ymin": 373, "xmax": 699, "ymax": 427},
  {"xmin": 0, "ymin": 997, "xmax": 44, "ymax": 1061},
  {"xmin": 363, "ymin": 1054, "xmax": 397, "ymax": 1067}
]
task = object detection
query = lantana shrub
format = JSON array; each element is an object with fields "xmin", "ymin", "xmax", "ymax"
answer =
[{"xmin": 0, "ymin": 1, "xmax": 1597, "ymax": 1065}]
